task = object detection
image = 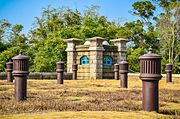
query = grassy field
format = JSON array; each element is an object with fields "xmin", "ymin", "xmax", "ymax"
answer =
[{"xmin": 0, "ymin": 76, "xmax": 180, "ymax": 119}]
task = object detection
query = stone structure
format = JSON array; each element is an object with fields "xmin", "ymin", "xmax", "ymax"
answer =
[
  {"xmin": 110, "ymin": 38, "xmax": 127, "ymax": 62},
  {"xmin": 64, "ymin": 38, "xmax": 81, "ymax": 73},
  {"xmin": 65, "ymin": 37, "xmax": 127, "ymax": 79}
]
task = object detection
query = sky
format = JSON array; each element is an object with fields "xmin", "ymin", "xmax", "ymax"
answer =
[{"xmin": 0, "ymin": 0, "xmax": 140, "ymax": 34}]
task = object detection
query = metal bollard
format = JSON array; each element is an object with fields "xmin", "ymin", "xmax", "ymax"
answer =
[
  {"xmin": 56, "ymin": 61, "xmax": 64, "ymax": 84},
  {"xmin": 139, "ymin": 48, "xmax": 162, "ymax": 112},
  {"xmin": 119, "ymin": 61, "xmax": 128, "ymax": 88},
  {"xmin": 6, "ymin": 59, "xmax": 13, "ymax": 82},
  {"xmin": 72, "ymin": 64, "xmax": 78, "ymax": 80},
  {"xmin": 166, "ymin": 63, "xmax": 172, "ymax": 83},
  {"xmin": 114, "ymin": 64, "xmax": 119, "ymax": 80},
  {"xmin": 12, "ymin": 52, "xmax": 29, "ymax": 101}
]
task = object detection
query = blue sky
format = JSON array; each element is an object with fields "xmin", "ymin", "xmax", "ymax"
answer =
[{"xmin": 0, "ymin": 0, "xmax": 140, "ymax": 34}]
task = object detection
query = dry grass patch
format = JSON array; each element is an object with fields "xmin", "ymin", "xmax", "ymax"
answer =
[
  {"xmin": 0, "ymin": 76, "xmax": 179, "ymax": 118},
  {"xmin": 0, "ymin": 111, "xmax": 177, "ymax": 119}
]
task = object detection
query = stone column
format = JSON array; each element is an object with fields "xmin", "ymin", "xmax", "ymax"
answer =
[
  {"xmin": 88, "ymin": 37, "xmax": 105, "ymax": 79},
  {"xmin": 64, "ymin": 38, "xmax": 81, "ymax": 73},
  {"xmin": 111, "ymin": 38, "xmax": 128, "ymax": 63}
]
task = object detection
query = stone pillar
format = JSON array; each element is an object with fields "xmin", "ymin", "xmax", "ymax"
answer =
[
  {"xmin": 111, "ymin": 38, "xmax": 128, "ymax": 63},
  {"xmin": 64, "ymin": 38, "xmax": 81, "ymax": 73},
  {"xmin": 88, "ymin": 37, "xmax": 105, "ymax": 79}
]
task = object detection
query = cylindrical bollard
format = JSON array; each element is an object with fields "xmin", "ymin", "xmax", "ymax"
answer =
[
  {"xmin": 114, "ymin": 64, "xmax": 119, "ymax": 80},
  {"xmin": 119, "ymin": 61, "xmax": 128, "ymax": 88},
  {"xmin": 12, "ymin": 52, "xmax": 29, "ymax": 101},
  {"xmin": 166, "ymin": 63, "xmax": 172, "ymax": 83},
  {"xmin": 56, "ymin": 61, "xmax": 64, "ymax": 84},
  {"xmin": 139, "ymin": 48, "xmax": 162, "ymax": 112},
  {"xmin": 6, "ymin": 59, "xmax": 13, "ymax": 82},
  {"xmin": 72, "ymin": 64, "xmax": 78, "ymax": 80}
]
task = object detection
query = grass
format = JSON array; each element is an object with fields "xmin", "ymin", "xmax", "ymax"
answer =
[
  {"xmin": 0, "ymin": 76, "xmax": 180, "ymax": 118},
  {"xmin": 0, "ymin": 111, "xmax": 176, "ymax": 119}
]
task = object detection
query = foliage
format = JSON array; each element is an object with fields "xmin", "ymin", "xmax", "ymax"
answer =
[
  {"xmin": 127, "ymin": 47, "xmax": 145, "ymax": 72},
  {"xmin": 0, "ymin": 19, "xmax": 11, "ymax": 52},
  {"xmin": 30, "ymin": 35, "xmax": 66, "ymax": 72},
  {"xmin": 155, "ymin": 0, "xmax": 180, "ymax": 73},
  {"xmin": 27, "ymin": 5, "xmax": 118, "ymax": 72},
  {"xmin": 0, "ymin": 47, "xmax": 20, "ymax": 71},
  {"xmin": 131, "ymin": 1, "xmax": 156, "ymax": 25},
  {"xmin": 0, "ymin": 2, "xmax": 179, "ymax": 73}
]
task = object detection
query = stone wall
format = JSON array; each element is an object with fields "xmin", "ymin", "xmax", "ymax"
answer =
[
  {"xmin": 0, "ymin": 72, "xmax": 72, "ymax": 80},
  {"xmin": 76, "ymin": 45, "xmax": 90, "ymax": 79},
  {"xmin": 103, "ymin": 45, "xmax": 118, "ymax": 79}
]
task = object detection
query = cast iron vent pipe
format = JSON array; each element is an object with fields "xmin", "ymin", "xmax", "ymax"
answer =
[
  {"xmin": 139, "ymin": 48, "xmax": 162, "ymax": 112},
  {"xmin": 56, "ymin": 61, "xmax": 64, "ymax": 84},
  {"xmin": 6, "ymin": 59, "xmax": 13, "ymax": 82},
  {"xmin": 166, "ymin": 63, "xmax": 172, "ymax": 83},
  {"xmin": 12, "ymin": 51, "xmax": 29, "ymax": 101},
  {"xmin": 114, "ymin": 64, "xmax": 119, "ymax": 80},
  {"xmin": 119, "ymin": 61, "xmax": 129, "ymax": 88},
  {"xmin": 72, "ymin": 64, "xmax": 78, "ymax": 80}
]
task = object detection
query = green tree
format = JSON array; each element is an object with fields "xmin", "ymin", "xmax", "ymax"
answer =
[
  {"xmin": 30, "ymin": 34, "xmax": 66, "ymax": 72},
  {"xmin": 127, "ymin": 47, "xmax": 145, "ymax": 72},
  {"xmin": 28, "ymin": 5, "xmax": 118, "ymax": 72},
  {"xmin": 129, "ymin": 1, "xmax": 159, "ymax": 50},
  {"xmin": 131, "ymin": 1, "xmax": 156, "ymax": 25},
  {"xmin": 0, "ymin": 19, "xmax": 11, "ymax": 52},
  {"xmin": 8, "ymin": 24, "xmax": 28, "ymax": 50},
  {"xmin": 156, "ymin": 0, "xmax": 180, "ymax": 73},
  {"xmin": 0, "ymin": 47, "xmax": 20, "ymax": 71}
]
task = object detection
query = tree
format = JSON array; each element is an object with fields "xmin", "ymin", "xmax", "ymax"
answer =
[
  {"xmin": 131, "ymin": 1, "xmax": 156, "ymax": 25},
  {"xmin": 129, "ymin": 1, "xmax": 160, "ymax": 50},
  {"xmin": 116, "ymin": 20, "xmax": 145, "ymax": 49},
  {"xmin": 30, "ymin": 35, "xmax": 66, "ymax": 72},
  {"xmin": 0, "ymin": 47, "xmax": 20, "ymax": 71},
  {"xmin": 28, "ymin": 5, "xmax": 118, "ymax": 72},
  {"xmin": 8, "ymin": 24, "xmax": 28, "ymax": 50},
  {"xmin": 0, "ymin": 19, "xmax": 11, "ymax": 52},
  {"xmin": 156, "ymin": 0, "xmax": 180, "ymax": 72},
  {"xmin": 127, "ymin": 47, "xmax": 145, "ymax": 72}
]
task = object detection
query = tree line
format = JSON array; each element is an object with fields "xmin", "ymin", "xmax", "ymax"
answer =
[{"xmin": 0, "ymin": 0, "xmax": 179, "ymax": 73}]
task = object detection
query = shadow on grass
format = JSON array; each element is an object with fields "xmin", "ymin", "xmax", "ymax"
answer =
[{"xmin": 160, "ymin": 109, "xmax": 180, "ymax": 116}]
